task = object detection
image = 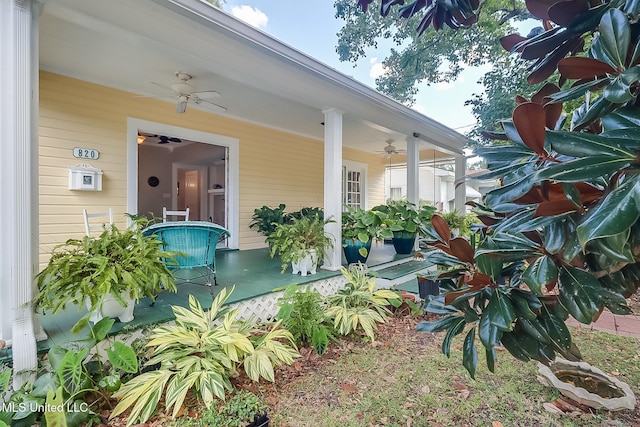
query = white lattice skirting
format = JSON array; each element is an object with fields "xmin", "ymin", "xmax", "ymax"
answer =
[{"xmin": 227, "ymin": 275, "xmax": 349, "ymax": 322}]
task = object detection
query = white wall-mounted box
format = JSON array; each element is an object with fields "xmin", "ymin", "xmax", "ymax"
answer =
[{"xmin": 68, "ymin": 163, "xmax": 103, "ymax": 191}]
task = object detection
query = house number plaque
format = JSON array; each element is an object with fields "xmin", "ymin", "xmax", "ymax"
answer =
[{"xmin": 73, "ymin": 147, "xmax": 100, "ymax": 160}]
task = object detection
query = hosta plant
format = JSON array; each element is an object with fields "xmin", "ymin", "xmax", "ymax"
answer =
[
  {"xmin": 326, "ymin": 264, "xmax": 400, "ymax": 340},
  {"xmin": 276, "ymin": 284, "xmax": 334, "ymax": 355},
  {"xmin": 358, "ymin": 0, "xmax": 640, "ymax": 376},
  {"xmin": 110, "ymin": 287, "xmax": 299, "ymax": 426}
]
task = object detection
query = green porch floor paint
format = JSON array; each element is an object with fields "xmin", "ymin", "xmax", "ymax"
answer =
[
  {"xmin": 29, "ymin": 242, "xmax": 417, "ymax": 355},
  {"xmin": 375, "ymin": 260, "xmax": 434, "ymax": 280}
]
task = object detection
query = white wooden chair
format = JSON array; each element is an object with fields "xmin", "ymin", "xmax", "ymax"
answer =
[
  {"xmin": 163, "ymin": 207, "xmax": 190, "ymax": 222},
  {"xmin": 83, "ymin": 208, "xmax": 114, "ymax": 236}
]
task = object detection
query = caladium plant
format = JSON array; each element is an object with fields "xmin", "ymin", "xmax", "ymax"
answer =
[{"xmin": 358, "ymin": 0, "xmax": 640, "ymax": 377}]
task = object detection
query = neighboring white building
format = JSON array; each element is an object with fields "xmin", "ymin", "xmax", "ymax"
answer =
[{"xmin": 386, "ymin": 163, "xmax": 495, "ymax": 211}]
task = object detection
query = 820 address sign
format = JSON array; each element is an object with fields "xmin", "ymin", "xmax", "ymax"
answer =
[{"xmin": 73, "ymin": 147, "xmax": 100, "ymax": 160}]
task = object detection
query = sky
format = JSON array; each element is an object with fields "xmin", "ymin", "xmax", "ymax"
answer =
[{"xmin": 221, "ymin": 0, "xmax": 490, "ymax": 134}]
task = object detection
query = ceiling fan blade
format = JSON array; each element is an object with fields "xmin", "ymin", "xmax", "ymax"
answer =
[
  {"xmin": 194, "ymin": 97, "xmax": 227, "ymax": 112},
  {"xmin": 192, "ymin": 90, "xmax": 221, "ymax": 99}
]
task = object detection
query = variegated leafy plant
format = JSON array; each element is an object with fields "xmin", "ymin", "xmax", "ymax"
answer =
[{"xmin": 110, "ymin": 286, "xmax": 299, "ymax": 426}]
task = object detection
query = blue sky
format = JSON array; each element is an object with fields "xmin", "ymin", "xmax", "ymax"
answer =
[{"xmin": 222, "ymin": 0, "xmax": 490, "ymax": 133}]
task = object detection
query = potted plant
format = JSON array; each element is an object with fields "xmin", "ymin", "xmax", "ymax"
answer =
[
  {"xmin": 33, "ymin": 216, "xmax": 177, "ymax": 329},
  {"xmin": 341, "ymin": 207, "xmax": 392, "ymax": 264},
  {"xmin": 373, "ymin": 200, "xmax": 435, "ymax": 254},
  {"xmin": 267, "ymin": 215, "xmax": 334, "ymax": 275},
  {"xmin": 248, "ymin": 203, "xmax": 290, "ymax": 243}
]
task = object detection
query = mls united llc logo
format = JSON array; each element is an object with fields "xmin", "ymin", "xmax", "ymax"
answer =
[{"xmin": 0, "ymin": 401, "xmax": 90, "ymax": 413}]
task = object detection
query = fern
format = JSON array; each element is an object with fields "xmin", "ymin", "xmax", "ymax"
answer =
[{"xmin": 276, "ymin": 284, "xmax": 333, "ymax": 355}]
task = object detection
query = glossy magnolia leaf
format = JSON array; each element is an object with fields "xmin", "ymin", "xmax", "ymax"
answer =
[
  {"xmin": 485, "ymin": 173, "xmax": 538, "ymax": 209},
  {"xmin": 518, "ymin": 318, "xmax": 551, "ymax": 344},
  {"xmin": 525, "ymin": 0, "xmax": 563, "ymax": 20},
  {"xmin": 527, "ymin": 37, "xmax": 584, "ymax": 85},
  {"xmin": 513, "ymin": 103, "xmax": 547, "ymax": 155},
  {"xmin": 557, "ymin": 56, "xmax": 617, "ymax": 79},
  {"xmin": 449, "ymin": 237, "xmax": 475, "ymax": 264},
  {"xmin": 475, "ymin": 253, "xmax": 503, "ymax": 281},
  {"xmin": 537, "ymin": 156, "xmax": 631, "ymax": 182},
  {"xmin": 500, "ymin": 331, "xmax": 538, "ymax": 362},
  {"xmin": 546, "ymin": 130, "xmax": 636, "ymax": 158},
  {"xmin": 380, "ymin": 0, "xmax": 404, "ymax": 16},
  {"xmin": 624, "ymin": 0, "xmax": 640, "ymax": 16},
  {"xmin": 511, "ymin": 289, "xmax": 541, "ymax": 319},
  {"xmin": 558, "ymin": 265, "xmax": 602, "ymax": 324},
  {"xmin": 398, "ymin": 0, "xmax": 428, "ymax": 18},
  {"xmin": 601, "ymin": 104, "xmax": 640, "ymax": 130},
  {"xmin": 597, "ymin": 9, "xmax": 630, "ymax": 69},
  {"xmin": 485, "ymin": 290, "xmax": 516, "ymax": 331},
  {"xmin": 572, "ymin": 95, "xmax": 617, "ymax": 130},
  {"xmin": 417, "ymin": 314, "xmax": 465, "ymax": 333},
  {"xmin": 591, "ymin": 230, "xmax": 635, "ymax": 263},
  {"xmin": 441, "ymin": 316, "xmax": 466, "ymax": 357},
  {"xmin": 478, "ymin": 310, "xmax": 501, "ymax": 348},
  {"xmin": 475, "ymin": 234, "xmax": 539, "ymax": 262},
  {"xmin": 486, "ymin": 347, "xmax": 496, "ymax": 373},
  {"xmin": 430, "ymin": 214, "xmax": 451, "ymax": 244},
  {"xmin": 424, "ymin": 296, "xmax": 461, "ymax": 315},
  {"xmin": 603, "ymin": 75, "xmax": 637, "ymax": 103},
  {"xmin": 520, "ymin": 26, "xmax": 569, "ymax": 61},
  {"xmin": 462, "ymin": 328, "xmax": 478, "ymax": 378},
  {"xmin": 539, "ymin": 305, "xmax": 572, "ymax": 351},
  {"xmin": 542, "ymin": 221, "xmax": 567, "ymax": 254},
  {"xmin": 547, "ymin": 79, "xmax": 606, "ymax": 104},
  {"xmin": 500, "ymin": 33, "xmax": 528, "ymax": 52},
  {"xmin": 577, "ymin": 176, "xmax": 640, "ymax": 246},
  {"xmin": 548, "ymin": 0, "xmax": 588, "ymax": 26},
  {"xmin": 522, "ymin": 255, "xmax": 558, "ymax": 295},
  {"xmin": 534, "ymin": 200, "xmax": 580, "ymax": 217}
]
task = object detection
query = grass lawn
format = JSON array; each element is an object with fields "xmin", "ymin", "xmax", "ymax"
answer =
[{"xmin": 249, "ymin": 315, "xmax": 640, "ymax": 427}]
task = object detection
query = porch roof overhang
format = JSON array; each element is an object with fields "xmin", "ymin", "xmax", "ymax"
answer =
[{"xmin": 39, "ymin": 0, "xmax": 467, "ymax": 155}]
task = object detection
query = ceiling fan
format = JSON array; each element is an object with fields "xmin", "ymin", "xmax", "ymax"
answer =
[
  {"xmin": 151, "ymin": 71, "xmax": 227, "ymax": 114},
  {"xmin": 138, "ymin": 132, "xmax": 182, "ymax": 144},
  {"xmin": 376, "ymin": 139, "xmax": 406, "ymax": 157}
]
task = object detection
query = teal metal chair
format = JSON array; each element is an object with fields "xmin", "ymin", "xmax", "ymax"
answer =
[{"xmin": 142, "ymin": 221, "xmax": 230, "ymax": 295}]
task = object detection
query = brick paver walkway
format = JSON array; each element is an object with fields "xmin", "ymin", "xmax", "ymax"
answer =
[{"xmin": 567, "ymin": 310, "xmax": 640, "ymax": 339}]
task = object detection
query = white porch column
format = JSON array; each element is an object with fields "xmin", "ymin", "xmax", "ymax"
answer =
[
  {"xmin": 0, "ymin": 0, "xmax": 39, "ymax": 387},
  {"xmin": 406, "ymin": 135, "xmax": 420, "ymax": 206},
  {"xmin": 322, "ymin": 108, "xmax": 343, "ymax": 270},
  {"xmin": 454, "ymin": 154, "xmax": 467, "ymax": 213}
]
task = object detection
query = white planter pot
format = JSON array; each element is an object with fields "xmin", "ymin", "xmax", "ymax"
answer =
[
  {"xmin": 87, "ymin": 292, "xmax": 136, "ymax": 324},
  {"xmin": 291, "ymin": 249, "xmax": 318, "ymax": 276}
]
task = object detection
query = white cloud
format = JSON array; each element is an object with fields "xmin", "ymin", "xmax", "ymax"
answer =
[
  {"xmin": 231, "ymin": 5, "xmax": 268, "ymax": 29},
  {"xmin": 368, "ymin": 58, "xmax": 386, "ymax": 79}
]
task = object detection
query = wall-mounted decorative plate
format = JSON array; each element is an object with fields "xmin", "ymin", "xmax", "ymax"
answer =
[{"xmin": 147, "ymin": 176, "xmax": 159, "ymax": 187}]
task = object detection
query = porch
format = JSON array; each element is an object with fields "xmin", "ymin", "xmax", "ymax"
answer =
[{"xmin": 25, "ymin": 241, "xmax": 434, "ymax": 356}]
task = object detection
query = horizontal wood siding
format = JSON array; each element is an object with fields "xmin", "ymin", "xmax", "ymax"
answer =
[{"xmin": 38, "ymin": 72, "xmax": 391, "ymax": 262}]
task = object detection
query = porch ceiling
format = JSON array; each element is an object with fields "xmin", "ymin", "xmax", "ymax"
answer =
[{"xmin": 39, "ymin": 0, "xmax": 467, "ymax": 156}]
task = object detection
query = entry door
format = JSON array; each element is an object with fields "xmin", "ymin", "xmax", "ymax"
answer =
[{"xmin": 184, "ymin": 170, "xmax": 200, "ymax": 220}]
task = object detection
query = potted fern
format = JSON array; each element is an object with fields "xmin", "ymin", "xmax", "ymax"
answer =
[
  {"xmin": 33, "ymin": 216, "xmax": 177, "ymax": 329},
  {"xmin": 267, "ymin": 215, "xmax": 334, "ymax": 275}
]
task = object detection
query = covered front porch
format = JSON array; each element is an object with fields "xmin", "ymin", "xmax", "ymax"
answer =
[{"xmin": 27, "ymin": 242, "xmax": 434, "ymax": 355}]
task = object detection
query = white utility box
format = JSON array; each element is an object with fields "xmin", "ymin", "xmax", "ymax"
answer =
[{"xmin": 68, "ymin": 163, "xmax": 103, "ymax": 191}]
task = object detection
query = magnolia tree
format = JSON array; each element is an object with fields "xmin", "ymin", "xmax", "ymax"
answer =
[{"xmin": 355, "ymin": 0, "xmax": 640, "ymax": 377}]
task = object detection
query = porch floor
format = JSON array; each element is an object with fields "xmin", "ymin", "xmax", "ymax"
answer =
[{"xmin": 25, "ymin": 241, "xmax": 431, "ymax": 356}]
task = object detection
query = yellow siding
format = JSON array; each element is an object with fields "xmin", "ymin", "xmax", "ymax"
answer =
[{"xmin": 38, "ymin": 72, "xmax": 388, "ymax": 262}]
